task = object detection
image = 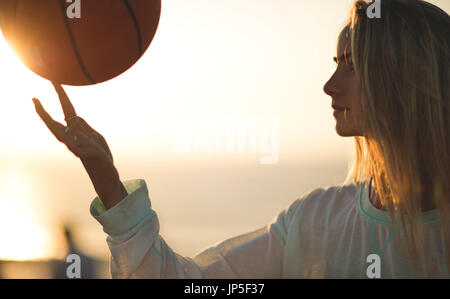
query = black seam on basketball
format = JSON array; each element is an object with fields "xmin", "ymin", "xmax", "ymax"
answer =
[
  {"xmin": 121, "ymin": 0, "xmax": 142, "ymax": 58},
  {"xmin": 59, "ymin": 0, "xmax": 95, "ymax": 84}
]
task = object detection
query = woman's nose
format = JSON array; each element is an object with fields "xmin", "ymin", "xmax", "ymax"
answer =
[{"xmin": 323, "ymin": 75, "xmax": 338, "ymax": 97}]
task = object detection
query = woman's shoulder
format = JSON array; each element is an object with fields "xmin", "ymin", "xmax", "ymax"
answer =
[
  {"xmin": 299, "ymin": 181, "xmax": 364, "ymax": 204},
  {"xmin": 288, "ymin": 181, "xmax": 366, "ymax": 224},
  {"xmin": 272, "ymin": 181, "xmax": 367, "ymax": 237}
]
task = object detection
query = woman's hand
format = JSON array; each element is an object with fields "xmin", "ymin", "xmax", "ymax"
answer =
[{"xmin": 33, "ymin": 82, "xmax": 127, "ymax": 210}]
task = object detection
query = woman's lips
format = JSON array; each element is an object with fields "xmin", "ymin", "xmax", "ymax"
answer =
[
  {"xmin": 333, "ymin": 110, "xmax": 344, "ymax": 118},
  {"xmin": 332, "ymin": 104, "xmax": 348, "ymax": 111},
  {"xmin": 332, "ymin": 104, "xmax": 349, "ymax": 118}
]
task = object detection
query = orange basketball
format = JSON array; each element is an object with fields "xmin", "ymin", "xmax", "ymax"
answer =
[{"xmin": 0, "ymin": 0, "xmax": 161, "ymax": 85}]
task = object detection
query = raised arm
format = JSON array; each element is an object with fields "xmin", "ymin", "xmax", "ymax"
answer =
[
  {"xmin": 33, "ymin": 84, "xmax": 300, "ymax": 278},
  {"xmin": 33, "ymin": 83, "xmax": 127, "ymax": 209}
]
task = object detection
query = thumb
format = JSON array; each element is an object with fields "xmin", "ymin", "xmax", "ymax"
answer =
[{"xmin": 33, "ymin": 97, "xmax": 66, "ymax": 142}]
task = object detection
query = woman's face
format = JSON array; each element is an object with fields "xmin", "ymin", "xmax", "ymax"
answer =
[{"xmin": 323, "ymin": 28, "xmax": 364, "ymax": 137}]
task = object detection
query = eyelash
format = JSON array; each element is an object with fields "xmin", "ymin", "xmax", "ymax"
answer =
[
  {"xmin": 348, "ymin": 63, "xmax": 355, "ymax": 71},
  {"xmin": 345, "ymin": 57, "xmax": 355, "ymax": 71},
  {"xmin": 334, "ymin": 61, "xmax": 355, "ymax": 72}
]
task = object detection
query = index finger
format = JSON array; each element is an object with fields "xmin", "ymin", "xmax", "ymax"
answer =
[
  {"xmin": 52, "ymin": 82, "xmax": 77, "ymax": 122},
  {"xmin": 33, "ymin": 97, "xmax": 66, "ymax": 142}
]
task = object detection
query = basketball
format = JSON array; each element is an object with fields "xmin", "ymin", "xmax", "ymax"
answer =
[{"xmin": 0, "ymin": 0, "xmax": 161, "ymax": 85}]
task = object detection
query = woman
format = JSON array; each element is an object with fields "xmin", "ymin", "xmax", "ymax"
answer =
[{"xmin": 33, "ymin": 0, "xmax": 449, "ymax": 278}]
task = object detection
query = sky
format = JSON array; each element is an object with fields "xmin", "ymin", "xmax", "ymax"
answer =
[
  {"xmin": 1, "ymin": 0, "xmax": 449, "ymax": 160},
  {"xmin": 0, "ymin": 0, "xmax": 448, "ymax": 263},
  {"xmin": 0, "ymin": 0, "xmax": 360, "ymax": 161}
]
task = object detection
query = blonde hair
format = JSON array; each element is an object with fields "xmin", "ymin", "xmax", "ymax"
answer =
[{"xmin": 346, "ymin": 0, "xmax": 450, "ymax": 276}]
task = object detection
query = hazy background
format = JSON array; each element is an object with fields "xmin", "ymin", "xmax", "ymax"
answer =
[{"xmin": 0, "ymin": 0, "xmax": 449, "ymax": 278}]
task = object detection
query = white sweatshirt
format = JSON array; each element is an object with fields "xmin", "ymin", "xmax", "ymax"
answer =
[{"xmin": 90, "ymin": 179, "xmax": 449, "ymax": 278}]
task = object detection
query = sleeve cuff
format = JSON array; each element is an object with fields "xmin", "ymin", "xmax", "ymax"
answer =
[{"xmin": 89, "ymin": 179, "xmax": 153, "ymax": 236}]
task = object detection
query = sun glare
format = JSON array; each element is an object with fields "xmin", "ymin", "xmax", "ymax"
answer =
[{"xmin": 0, "ymin": 169, "xmax": 52, "ymax": 261}]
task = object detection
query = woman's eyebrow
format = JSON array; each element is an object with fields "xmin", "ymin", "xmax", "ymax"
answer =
[{"xmin": 334, "ymin": 52, "xmax": 353, "ymax": 63}]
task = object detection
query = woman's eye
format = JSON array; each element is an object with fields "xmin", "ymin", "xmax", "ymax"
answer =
[{"xmin": 346, "ymin": 60, "xmax": 355, "ymax": 72}]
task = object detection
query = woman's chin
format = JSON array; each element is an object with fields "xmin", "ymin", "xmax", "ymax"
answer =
[{"xmin": 335, "ymin": 122, "xmax": 357, "ymax": 137}]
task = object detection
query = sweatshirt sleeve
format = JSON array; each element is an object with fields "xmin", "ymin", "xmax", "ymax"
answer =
[{"xmin": 90, "ymin": 179, "xmax": 302, "ymax": 279}]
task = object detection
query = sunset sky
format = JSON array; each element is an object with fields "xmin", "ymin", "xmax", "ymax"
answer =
[{"xmin": 0, "ymin": 0, "xmax": 448, "ymax": 263}]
